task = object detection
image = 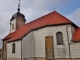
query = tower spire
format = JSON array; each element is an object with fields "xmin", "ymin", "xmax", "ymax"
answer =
[{"xmin": 18, "ymin": 0, "xmax": 20, "ymax": 12}]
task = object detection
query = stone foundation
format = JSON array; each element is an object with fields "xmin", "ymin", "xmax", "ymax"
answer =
[
  {"xmin": 24, "ymin": 58, "xmax": 80, "ymax": 60},
  {"xmin": 7, "ymin": 58, "xmax": 80, "ymax": 60},
  {"xmin": 7, "ymin": 58, "xmax": 21, "ymax": 60},
  {"xmin": 23, "ymin": 57, "xmax": 45, "ymax": 60},
  {"xmin": 55, "ymin": 58, "xmax": 80, "ymax": 60}
]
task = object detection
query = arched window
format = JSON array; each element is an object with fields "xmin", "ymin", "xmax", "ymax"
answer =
[
  {"xmin": 12, "ymin": 43, "xmax": 15, "ymax": 53},
  {"xmin": 56, "ymin": 32, "xmax": 63, "ymax": 45}
]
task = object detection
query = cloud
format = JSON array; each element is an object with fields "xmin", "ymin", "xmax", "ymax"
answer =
[
  {"xmin": 0, "ymin": 0, "xmax": 17, "ymax": 11},
  {"xmin": 0, "ymin": 11, "xmax": 10, "ymax": 48},
  {"xmin": 0, "ymin": 11, "xmax": 10, "ymax": 38},
  {"xmin": 20, "ymin": 0, "xmax": 71, "ymax": 22},
  {"xmin": 32, "ymin": 0, "xmax": 69, "ymax": 9},
  {"xmin": 0, "ymin": 40, "xmax": 2, "ymax": 49},
  {"xmin": 68, "ymin": 8, "xmax": 80, "ymax": 27},
  {"xmin": 0, "ymin": 0, "xmax": 79, "ymax": 49}
]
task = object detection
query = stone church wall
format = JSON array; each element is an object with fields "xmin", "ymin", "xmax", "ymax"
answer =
[
  {"xmin": 7, "ymin": 41, "xmax": 21, "ymax": 60},
  {"xmin": 33, "ymin": 27, "xmax": 48, "ymax": 57},
  {"xmin": 7, "ymin": 24, "xmax": 80, "ymax": 60},
  {"xmin": 70, "ymin": 42, "xmax": 80, "ymax": 58},
  {"xmin": 22, "ymin": 24, "xmax": 75, "ymax": 60},
  {"xmin": 22, "ymin": 32, "xmax": 34, "ymax": 58},
  {"xmin": 22, "ymin": 28, "xmax": 47, "ymax": 60},
  {"xmin": 47, "ymin": 24, "xmax": 72, "ymax": 58}
]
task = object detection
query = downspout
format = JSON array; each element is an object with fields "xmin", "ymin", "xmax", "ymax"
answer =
[
  {"xmin": 2, "ymin": 40, "xmax": 4, "ymax": 60},
  {"xmin": 21, "ymin": 40, "xmax": 22, "ymax": 60},
  {"xmin": 66, "ymin": 25, "xmax": 71, "ymax": 58}
]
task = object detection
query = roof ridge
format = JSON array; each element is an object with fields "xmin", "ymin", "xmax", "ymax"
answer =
[
  {"xmin": 46, "ymin": 11, "xmax": 55, "ymax": 25},
  {"xmin": 54, "ymin": 11, "xmax": 71, "ymax": 22},
  {"xmin": 26, "ymin": 11, "xmax": 55, "ymax": 25},
  {"xmin": 4, "ymin": 11, "xmax": 77, "ymax": 42},
  {"xmin": 26, "ymin": 11, "xmax": 71, "ymax": 26}
]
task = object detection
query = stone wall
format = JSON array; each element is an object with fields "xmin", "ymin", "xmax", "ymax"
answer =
[
  {"xmin": 7, "ymin": 41, "xmax": 21, "ymax": 58},
  {"xmin": 22, "ymin": 24, "xmax": 73, "ymax": 58}
]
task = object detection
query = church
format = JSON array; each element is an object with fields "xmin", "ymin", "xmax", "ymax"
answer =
[{"xmin": 2, "ymin": 1, "xmax": 80, "ymax": 60}]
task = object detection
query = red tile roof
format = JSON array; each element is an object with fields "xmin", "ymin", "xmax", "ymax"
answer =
[
  {"xmin": 3, "ymin": 11, "xmax": 73, "ymax": 42},
  {"xmin": 3, "ymin": 32, "xmax": 16, "ymax": 40},
  {"xmin": 72, "ymin": 28, "xmax": 80, "ymax": 42}
]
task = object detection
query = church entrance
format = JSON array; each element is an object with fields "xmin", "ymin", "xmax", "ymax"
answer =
[{"xmin": 45, "ymin": 36, "xmax": 54, "ymax": 60}]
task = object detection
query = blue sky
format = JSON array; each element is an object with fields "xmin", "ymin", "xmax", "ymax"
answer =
[
  {"xmin": 57, "ymin": 0, "xmax": 80, "ymax": 15},
  {"xmin": 0, "ymin": 0, "xmax": 80, "ymax": 48}
]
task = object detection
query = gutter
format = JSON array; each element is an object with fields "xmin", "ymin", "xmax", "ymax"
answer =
[
  {"xmin": 66, "ymin": 25, "xmax": 71, "ymax": 58},
  {"xmin": 21, "ymin": 39, "xmax": 22, "ymax": 60},
  {"xmin": 2, "ymin": 40, "xmax": 4, "ymax": 60}
]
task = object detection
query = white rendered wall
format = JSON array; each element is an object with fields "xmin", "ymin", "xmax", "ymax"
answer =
[
  {"xmin": 7, "ymin": 24, "xmax": 79, "ymax": 59},
  {"xmin": 47, "ymin": 25, "xmax": 72, "ymax": 58},
  {"xmin": 33, "ymin": 27, "xmax": 48, "ymax": 57},
  {"xmin": 22, "ymin": 28, "xmax": 48, "ymax": 58},
  {"xmin": 7, "ymin": 41, "xmax": 21, "ymax": 58},
  {"xmin": 71, "ymin": 25, "xmax": 76, "ymax": 36},
  {"xmin": 22, "ymin": 24, "xmax": 73, "ymax": 58},
  {"xmin": 34, "ymin": 25, "xmax": 72, "ymax": 58},
  {"xmin": 70, "ymin": 42, "xmax": 80, "ymax": 58},
  {"xmin": 70, "ymin": 25, "xmax": 80, "ymax": 58},
  {"xmin": 22, "ymin": 32, "xmax": 34, "ymax": 58}
]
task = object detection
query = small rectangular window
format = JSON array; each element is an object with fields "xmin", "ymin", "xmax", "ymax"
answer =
[
  {"xmin": 12, "ymin": 43, "xmax": 15, "ymax": 53},
  {"xmin": 12, "ymin": 24, "xmax": 14, "ymax": 30}
]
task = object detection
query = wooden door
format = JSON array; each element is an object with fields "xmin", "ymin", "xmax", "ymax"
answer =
[{"xmin": 45, "ymin": 36, "xmax": 54, "ymax": 60}]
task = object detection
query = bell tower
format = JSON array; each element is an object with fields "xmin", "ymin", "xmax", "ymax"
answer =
[{"xmin": 10, "ymin": 0, "xmax": 26, "ymax": 33}]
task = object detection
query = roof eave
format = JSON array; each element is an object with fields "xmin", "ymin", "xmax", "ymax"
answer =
[
  {"xmin": 7, "ymin": 38, "xmax": 22, "ymax": 43},
  {"xmin": 33, "ymin": 22, "xmax": 72, "ymax": 31},
  {"xmin": 72, "ymin": 40, "xmax": 80, "ymax": 42},
  {"xmin": 6, "ymin": 22, "xmax": 72, "ymax": 43},
  {"xmin": 71, "ymin": 23, "xmax": 79, "ymax": 28}
]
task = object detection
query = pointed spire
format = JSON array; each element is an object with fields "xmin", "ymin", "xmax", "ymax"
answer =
[{"xmin": 17, "ymin": 0, "xmax": 20, "ymax": 12}]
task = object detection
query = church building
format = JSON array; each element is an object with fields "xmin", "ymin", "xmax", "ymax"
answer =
[{"xmin": 2, "ymin": 1, "xmax": 80, "ymax": 60}]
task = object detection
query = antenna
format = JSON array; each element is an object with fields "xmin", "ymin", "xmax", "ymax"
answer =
[
  {"xmin": 18, "ymin": 0, "xmax": 20, "ymax": 12},
  {"xmin": 54, "ymin": 8, "xmax": 55, "ymax": 11}
]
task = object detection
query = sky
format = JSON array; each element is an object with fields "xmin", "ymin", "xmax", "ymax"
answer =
[{"xmin": 0, "ymin": 0, "xmax": 80, "ymax": 48}]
